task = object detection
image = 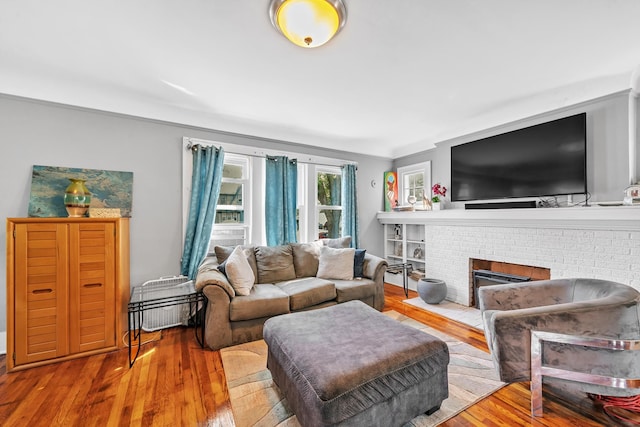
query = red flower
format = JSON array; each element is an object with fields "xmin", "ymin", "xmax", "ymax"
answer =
[{"xmin": 431, "ymin": 183, "xmax": 447, "ymax": 202}]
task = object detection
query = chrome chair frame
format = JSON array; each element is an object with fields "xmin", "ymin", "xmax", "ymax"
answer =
[{"xmin": 530, "ymin": 330, "xmax": 640, "ymax": 417}]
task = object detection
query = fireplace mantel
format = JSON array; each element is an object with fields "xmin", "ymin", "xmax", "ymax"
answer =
[{"xmin": 376, "ymin": 205, "xmax": 640, "ymax": 231}]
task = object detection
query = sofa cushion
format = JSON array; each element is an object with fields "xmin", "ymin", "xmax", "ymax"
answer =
[
  {"xmin": 215, "ymin": 245, "xmax": 258, "ymax": 283},
  {"xmin": 276, "ymin": 277, "xmax": 337, "ymax": 311},
  {"xmin": 353, "ymin": 249, "xmax": 366, "ymax": 278},
  {"xmin": 225, "ymin": 246, "xmax": 255, "ymax": 296},
  {"xmin": 317, "ymin": 246, "xmax": 355, "ymax": 280},
  {"xmin": 333, "ymin": 278, "xmax": 376, "ymax": 303},
  {"xmin": 291, "ymin": 242, "xmax": 321, "ymax": 278},
  {"xmin": 230, "ymin": 284, "xmax": 290, "ymax": 321},
  {"xmin": 255, "ymin": 245, "xmax": 297, "ymax": 284}
]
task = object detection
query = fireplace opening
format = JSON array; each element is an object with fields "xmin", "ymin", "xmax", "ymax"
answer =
[
  {"xmin": 469, "ymin": 258, "xmax": 551, "ymax": 307},
  {"xmin": 472, "ymin": 270, "xmax": 530, "ymax": 308}
]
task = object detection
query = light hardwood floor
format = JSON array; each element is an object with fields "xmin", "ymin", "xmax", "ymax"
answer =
[{"xmin": 0, "ymin": 284, "xmax": 616, "ymax": 426}]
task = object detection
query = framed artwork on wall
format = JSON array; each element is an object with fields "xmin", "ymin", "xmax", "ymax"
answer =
[
  {"xmin": 383, "ymin": 171, "xmax": 398, "ymax": 211},
  {"xmin": 28, "ymin": 165, "xmax": 134, "ymax": 217}
]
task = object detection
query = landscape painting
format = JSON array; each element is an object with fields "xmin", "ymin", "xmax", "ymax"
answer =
[{"xmin": 28, "ymin": 165, "xmax": 134, "ymax": 217}]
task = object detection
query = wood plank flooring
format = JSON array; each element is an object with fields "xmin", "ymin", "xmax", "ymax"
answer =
[{"xmin": 0, "ymin": 284, "xmax": 618, "ymax": 426}]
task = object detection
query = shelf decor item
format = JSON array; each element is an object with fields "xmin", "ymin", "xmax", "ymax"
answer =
[
  {"xmin": 394, "ymin": 224, "xmax": 402, "ymax": 240},
  {"xmin": 417, "ymin": 278, "xmax": 447, "ymax": 304},
  {"xmin": 422, "ymin": 195, "xmax": 432, "ymax": 210},
  {"xmin": 63, "ymin": 178, "xmax": 91, "ymax": 217},
  {"xmin": 413, "ymin": 246, "xmax": 423, "ymax": 259},
  {"xmin": 384, "ymin": 171, "xmax": 398, "ymax": 211},
  {"xmin": 431, "ymin": 183, "xmax": 447, "ymax": 211},
  {"xmin": 623, "ymin": 184, "xmax": 640, "ymax": 205},
  {"xmin": 89, "ymin": 208, "xmax": 121, "ymax": 218},
  {"xmin": 407, "ymin": 195, "xmax": 417, "ymax": 211}
]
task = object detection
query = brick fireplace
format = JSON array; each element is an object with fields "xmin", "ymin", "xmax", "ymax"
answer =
[{"xmin": 377, "ymin": 207, "xmax": 640, "ymax": 307}]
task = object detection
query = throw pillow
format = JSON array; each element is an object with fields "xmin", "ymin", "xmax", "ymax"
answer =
[
  {"xmin": 214, "ymin": 245, "xmax": 258, "ymax": 283},
  {"xmin": 217, "ymin": 259, "xmax": 227, "ymax": 276},
  {"xmin": 214, "ymin": 245, "xmax": 235, "ymax": 263},
  {"xmin": 353, "ymin": 249, "xmax": 367, "ymax": 278},
  {"xmin": 224, "ymin": 246, "xmax": 255, "ymax": 296},
  {"xmin": 319, "ymin": 236, "xmax": 352, "ymax": 249},
  {"xmin": 254, "ymin": 245, "xmax": 297, "ymax": 284},
  {"xmin": 317, "ymin": 246, "xmax": 355, "ymax": 280},
  {"xmin": 291, "ymin": 242, "xmax": 321, "ymax": 278}
]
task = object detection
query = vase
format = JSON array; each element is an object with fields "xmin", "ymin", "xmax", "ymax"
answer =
[
  {"xmin": 63, "ymin": 178, "xmax": 91, "ymax": 217},
  {"xmin": 432, "ymin": 202, "xmax": 441, "ymax": 211},
  {"xmin": 417, "ymin": 278, "xmax": 447, "ymax": 304}
]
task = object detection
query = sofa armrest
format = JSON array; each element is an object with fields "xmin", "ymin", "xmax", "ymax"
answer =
[
  {"xmin": 363, "ymin": 253, "xmax": 388, "ymax": 311},
  {"xmin": 195, "ymin": 257, "xmax": 235, "ymax": 299},
  {"xmin": 478, "ymin": 279, "xmax": 573, "ymax": 312},
  {"xmin": 363, "ymin": 253, "xmax": 388, "ymax": 282},
  {"xmin": 201, "ymin": 282, "xmax": 234, "ymax": 350}
]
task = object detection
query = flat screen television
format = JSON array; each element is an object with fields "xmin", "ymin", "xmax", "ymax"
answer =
[{"xmin": 450, "ymin": 113, "xmax": 587, "ymax": 202}]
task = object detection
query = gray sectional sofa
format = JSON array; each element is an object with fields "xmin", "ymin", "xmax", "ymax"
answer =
[{"xmin": 194, "ymin": 239, "xmax": 388, "ymax": 350}]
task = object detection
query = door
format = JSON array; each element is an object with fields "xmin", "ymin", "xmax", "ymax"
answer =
[
  {"xmin": 13, "ymin": 223, "xmax": 69, "ymax": 365},
  {"xmin": 68, "ymin": 222, "xmax": 117, "ymax": 353}
]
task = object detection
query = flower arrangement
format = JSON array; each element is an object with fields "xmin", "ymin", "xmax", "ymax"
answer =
[{"xmin": 432, "ymin": 183, "xmax": 447, "ymax": 203}]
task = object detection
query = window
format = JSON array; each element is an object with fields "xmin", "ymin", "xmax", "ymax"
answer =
[
  {"xmin": 316, "ymin": 167, "xmax": 342, "ymax": 239},
  {"xmin": 215, "ymin": 155, "xmax": 248, "ymax": 225},
  {"xmin": 397, "ymin": 162, "xmax": 431, "ymax": 207},
  {"xmin": 183, "ymin": 138, "xmax": 354, "ymax": 250},
  {"xmin": 210, "ymin": 153, "xmax": 251, "ymax": 249},
  {"xmin": 405, "ymin": 171, "xmax": 424, "ymax": 201}
]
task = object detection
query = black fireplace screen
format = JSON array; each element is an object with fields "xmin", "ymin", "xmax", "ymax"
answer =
[{"xmin": 472, "ymin": 269, "xmax": 531, "ymax": 308}]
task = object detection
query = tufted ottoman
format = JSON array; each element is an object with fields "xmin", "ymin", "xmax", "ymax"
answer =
[{"xmin": 263, "ymin": 300, "xmax": 450, "ymax": 427}]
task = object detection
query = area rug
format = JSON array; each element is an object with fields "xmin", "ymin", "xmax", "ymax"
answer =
[
  {"xmin": 404, "ymin": 297, "xmax": 485, "ymax": 330},
  {"xmin": 220, "ymin": 311, "xmax": 505, "ymax": 427}
]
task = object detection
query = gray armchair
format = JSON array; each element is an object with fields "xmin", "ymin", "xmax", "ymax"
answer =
[{"xmin": 478, "ymin": 278, "xmax": 640, "ymax": 398}]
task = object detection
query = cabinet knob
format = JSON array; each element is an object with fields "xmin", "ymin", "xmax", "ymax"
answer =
[{"xmin": 32, "ymin": 288, "xmax": 53, "ymax": 294}]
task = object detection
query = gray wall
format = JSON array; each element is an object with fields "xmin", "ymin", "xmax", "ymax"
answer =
[
  {"xmin": 395, "ymin": 90, "xmax": 637, "ymax": 205},
  {"xmin": 0, "ymin": 94, "xmax": 391, "ymax": 337},
  {"xmin": 2, "ymin": 89, "xmax": 635, "ymax": 341}
]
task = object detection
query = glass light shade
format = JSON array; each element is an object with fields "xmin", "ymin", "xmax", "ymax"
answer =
[{"xmin": 269, "ymin": 0, "xmax": 347, "ymax": 48}]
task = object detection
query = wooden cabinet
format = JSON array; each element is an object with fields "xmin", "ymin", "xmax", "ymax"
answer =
[{"xmin": 6, "ymin": 218, "xmax": 130, "ymax": 371}]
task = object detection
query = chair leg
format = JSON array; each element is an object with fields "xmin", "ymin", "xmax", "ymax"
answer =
[
  {"xmin": 425, "ymin": 404, "xmax": 441, "ymax": 415},
  {"xmin": 531, "ymin": 331, "xmax": 544, "ymax": 417}
]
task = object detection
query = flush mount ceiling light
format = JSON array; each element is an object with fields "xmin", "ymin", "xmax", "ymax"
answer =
[{"xmin": 269, "ymin": 0, "xmax": 347, "ymax": 48}]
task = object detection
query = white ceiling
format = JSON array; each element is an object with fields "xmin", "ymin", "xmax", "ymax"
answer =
[{"xmin": 1, "ymin": 0, "xmax": 640, "ymax": 159}]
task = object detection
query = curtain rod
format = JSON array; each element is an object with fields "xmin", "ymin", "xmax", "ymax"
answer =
[{"xmin": 185, "ymin": 141, "xmax": 357, "ymax": 169}]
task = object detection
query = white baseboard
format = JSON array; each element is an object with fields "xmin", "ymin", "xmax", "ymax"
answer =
[{"xmin": 0, "ymin": 331, "xmax": 6, "ymax": 355}]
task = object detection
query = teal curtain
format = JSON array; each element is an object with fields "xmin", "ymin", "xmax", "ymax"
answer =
[
  {"xmin": 341, "ymin": 163, "xmax": 358, "ymax": 248},
  {"xmin": 181, "ymin": 145, "xmax": 225, "ymax": 279},
  {"xmin": 265, "ymin": 156, "xmax": 297, "ymax": 246}
]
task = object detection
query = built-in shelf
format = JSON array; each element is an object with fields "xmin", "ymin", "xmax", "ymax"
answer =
[
  {"xmin": 383, "ymin": 223, "xmax": 425, "ymax": 291},
  {"xmin": 376, "ymin": 205, "xmax": 640, "ymax": 231}
]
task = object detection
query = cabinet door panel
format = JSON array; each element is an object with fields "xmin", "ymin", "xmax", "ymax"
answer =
[
  {"xmin": 14, "ymin": 223, "xmax": 69, "ymax": 365},
  {"xmin": 68, "ymin": 223, "xmax": 116, "ymax": 353}
]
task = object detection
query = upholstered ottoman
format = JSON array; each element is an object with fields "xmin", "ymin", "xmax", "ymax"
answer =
[{"xmin": 263, "ymin": 300, "xmax": 450, "ymax": 427}]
